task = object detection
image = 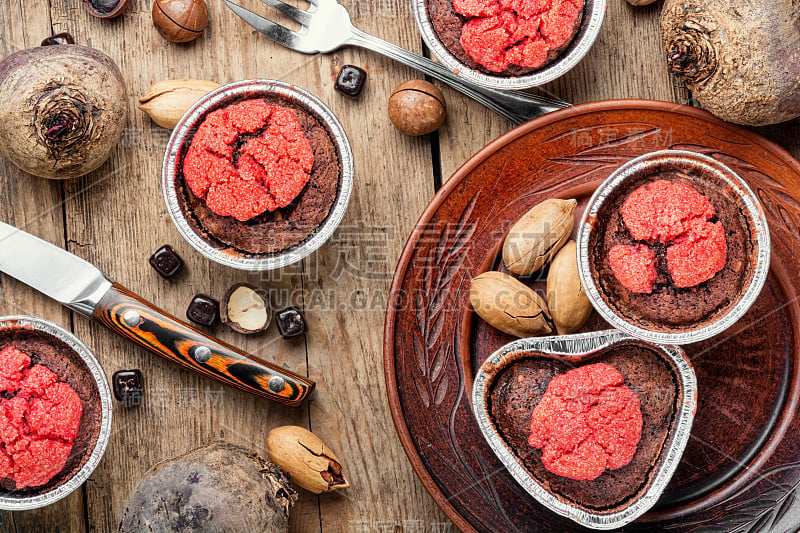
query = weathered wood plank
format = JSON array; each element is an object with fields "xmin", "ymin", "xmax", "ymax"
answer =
[
  {"xmin": 296, "ymin": 0, "xmax": 450, "ymax": 528},
  {"xmin": 0, "ymin": 3, "xmax": 86, "ymax": 532},
  {"xmin": 47, "ymin": 1, "xmax": 315, "ymax": 530},
  {"xmin": 4, "ymin": 0, "xmax": 799, "ymax": 531}
]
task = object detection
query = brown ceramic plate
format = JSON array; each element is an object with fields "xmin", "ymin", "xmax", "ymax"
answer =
[{"xmin": 384, "ymin": 100, "xmax": 800, "ymax": 532}]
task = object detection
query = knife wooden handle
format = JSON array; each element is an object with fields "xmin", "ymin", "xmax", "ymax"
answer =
[{"xmin": 93, "ymin": 284, "xmax": 314, "ymax": 407}]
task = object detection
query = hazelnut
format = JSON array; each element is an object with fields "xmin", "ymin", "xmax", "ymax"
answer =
[
  {"xmin": 152, "ymin": 0, "xmax": 209, "ymax": 43},
  {"xmin": 220, "ymin": 283, "xmax": 271, "ymax": 334},
  {"xmin": 388, "ymin": 80, "xmax": 446, "ymax": 136},
  {"xmin": 84, "ymin": 0, "xmax": 130, "ymax": 18}
]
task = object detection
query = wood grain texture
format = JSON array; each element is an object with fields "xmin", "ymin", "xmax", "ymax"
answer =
[
  {"xmin": 0, "ymin": 2, "xmax": 85, "ymax": 531},
  {"xmin": 296, "ymin": 0, "xmax": 451, "ymax": 528}
]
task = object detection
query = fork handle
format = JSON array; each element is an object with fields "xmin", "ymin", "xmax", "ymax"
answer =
[{"xmin": 348, "ymin": 28, "xmax": 570, "ymax": 124}]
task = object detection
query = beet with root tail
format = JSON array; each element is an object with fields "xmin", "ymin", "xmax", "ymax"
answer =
[
  {"xmin": 662, "ymin": 0, "xmax": 800, "ymax": 126},
  {"xmin": 0, "ymin": 44, "xmax": 127, "ymax": 179}
]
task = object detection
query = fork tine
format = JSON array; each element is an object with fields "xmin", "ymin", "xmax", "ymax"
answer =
[
  {"xmin": 258, "ymin": 0, "xmax": 312, "ymax": 25},
  {"xmin": 223, "ymin": 0, "xmax": 302, "ymax": 47}
]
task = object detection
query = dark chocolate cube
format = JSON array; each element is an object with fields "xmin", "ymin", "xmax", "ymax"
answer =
[
  {"xmin": 335, "ymin": 65, "xmax": 367, "ymax": 97},
  {"xmin": 187, "ymin": 294, "xmax": 220, "ymax": 327},
  {"xmin": 112, "ymin": 369, "xmax": 144, "ymax": 406},
  {"xmin": 149, "ymin": 245, "xmax": 184, "ymax": 279},
  {"xmin": 276, "ymin": 307, "xmax": 306, "ymax": 339}
]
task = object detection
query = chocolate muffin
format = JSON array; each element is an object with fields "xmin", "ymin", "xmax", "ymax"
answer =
[
  {"xmin": 0, "ymin": 324, "xmax": 102, "ymax": 495},
  {"xmin": 177, "ymin": 94, "xmax": 342, "ymax": 256},
  {"xmin": 589, "ymin": 171, "xmax": 755, "ymax": 331},
  {"xmin": 488, "ymin": 342, "xmax": 680, "ymax": 511},
  {"xmin": 425, "ymin": 0, "xmax": 585, "ymax": 76}
]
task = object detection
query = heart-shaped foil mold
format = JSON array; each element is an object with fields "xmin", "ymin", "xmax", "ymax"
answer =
[{"xmin": 472, "ymin": 329, "xmax": 697, "ymax": 530}]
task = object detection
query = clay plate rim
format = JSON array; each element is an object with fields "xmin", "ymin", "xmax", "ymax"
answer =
[
  {"xmin": 472, "ymin": 329, "xmax": 697, "ymax": 530},
  {"xmin": 383, "ymin": 99, "xmax": 800, "ymax": 532}
]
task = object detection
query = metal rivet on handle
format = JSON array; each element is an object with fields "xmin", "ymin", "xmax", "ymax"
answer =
[
  {"xmin": 193, "ymin": 346, "xmax": 211, "ymax": 363},
  {"xmin": 268, "ymin": 376, "xmax": 285, "ymax": 393},
  {"xmin": 123, "ymin": 310, "xmax": 141, "ymax": 327}
]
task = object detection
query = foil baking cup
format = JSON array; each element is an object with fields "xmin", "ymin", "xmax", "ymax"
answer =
[
  {"xmin": 0, "ymin": 316, "xmax": 112, "ymax": 511},
  {"xmin": 163, "ymin": 79, "xmax": 355, "ymax": 271},
  {"xmin": 412, "ymin": 0, "xmax": 606, "ymax": 90},
  {"xmin": 576, "ymin": 150, "xmax": 771, "ymax": 345},
  {"xmin": 472, "ymin": 329, "xmax": 697, "ymax": 530}
]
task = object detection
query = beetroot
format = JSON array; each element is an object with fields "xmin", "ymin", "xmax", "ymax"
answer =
[
  {"xmin": 0, "ymin": 44, "xmax": 127, "ymax": 179},
  {"xmin": 662, "ymin": 0, "xmax": 800, "ymax": 126},
  {"xmin": 118, "ymin": 442, "xmax": 296, "ymax": 533}
]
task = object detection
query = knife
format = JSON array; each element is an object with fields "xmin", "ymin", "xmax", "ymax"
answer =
[{"xmin": 0, "ymin": 221, "xmax": 314, "ymax": 407}]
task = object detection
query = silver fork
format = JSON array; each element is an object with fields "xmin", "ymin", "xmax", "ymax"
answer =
[{"xmin": 222, "ymin": 0, "xmax": 571, "ymax": 125}]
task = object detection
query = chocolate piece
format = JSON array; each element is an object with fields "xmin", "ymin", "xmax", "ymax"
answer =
[
  {"xmin": 149, "ymin": 245, "xmax": 184, "ymax": 279},
  {"xmin": 220, "ymin": 283, "xmax": 271, "ymax": 334},
  {"xmin": 41, "ymin": 33, "xmax": 75, "ymax": 46},
  {"xmin": 275, "ymin": 307, "xmax": 306, "ymax": 339},
  {"xmin": 187, "ymin": 294, "xmax": 220, "ymax": 327},
  {"xmin": 335, "ymin": 65, "xmax": 367, "ymax": 97},
  {"xmin": 112, "ymin": 369, "xmax": 144, "ymax": 406}
]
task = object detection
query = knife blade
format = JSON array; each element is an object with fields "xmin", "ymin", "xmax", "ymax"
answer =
[{"xmin": 0, "ymin": 221, "xmax": 314, "ymax": 407}]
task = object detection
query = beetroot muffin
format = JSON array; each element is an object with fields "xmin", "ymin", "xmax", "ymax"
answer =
[
  {"xmin": 590, "ymin": 172, "xmax": 753, "ymax": 330},
  {"xmin": 426, "ymin": 0, "xmax": 585, "ymax": 76},
  {"xmin": 176, "ymin": 94, "xmax": 342, "ymax": 256},
  {"xmin": 0, "ymin": 324, "xmax": 103, "ymax": 497},
  {"xmin": 489, "ymin": 343, "xmax": 679, "ymax": 511}
]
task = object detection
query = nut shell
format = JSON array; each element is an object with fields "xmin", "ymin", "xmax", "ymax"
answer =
[
  {"xmin": 139, "ymin": 79, "xmax": 220, "ymax": 129},
  {"xmin": 152, "ymin": 0, "xmax": 209, "ymax": 43},
  {"xmin": 503, "ymin": 198, "xmax": 576, "ymax": 275},
  {"xmin": 470, "ymin": 271, "xmax": 552, "ymax": 337},
  {"xmin": 84, "ymin": 0, "xmax": 130, "ymax": 18},
  {"xmin": 388, "ymin": 80, "xmax": 446, "ymax": 136},
  {"xmin": 546, "ymin": 240, "xmax": 593, "ymax": 334},
  {"xmin": 220, "ymin": 283, "xmax": 271, "ymax": 334},
  {"xmin": 268, "ymin": 426, "xmax": 350, "ymax": 494}
]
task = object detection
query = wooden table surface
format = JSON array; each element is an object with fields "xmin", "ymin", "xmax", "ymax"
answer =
[{"xmin": 2, "ymin": 1, "xmax": 799, "ymax": 532}]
